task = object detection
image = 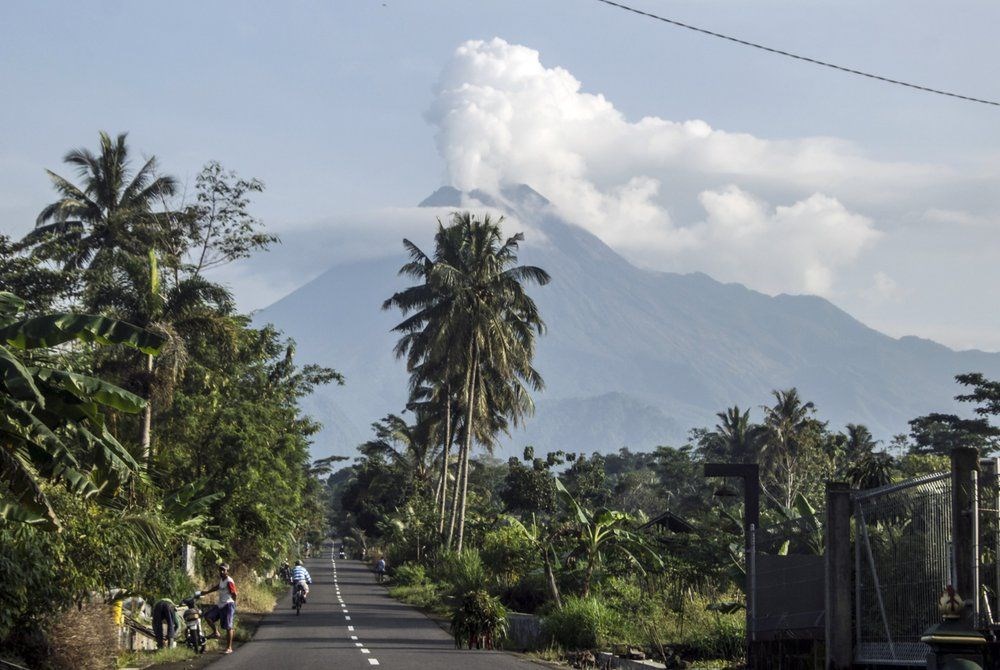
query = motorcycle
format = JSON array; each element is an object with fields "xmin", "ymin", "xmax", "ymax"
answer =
[
  {"xmin": 338, "ymin": 549, "xmax": 346, "ymax": 560},
  {"xmin": 179, "ymin": 594, "xmax": 207, "ymax": 654}
]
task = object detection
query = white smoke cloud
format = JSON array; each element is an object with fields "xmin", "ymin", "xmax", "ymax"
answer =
[{"xmin": 426, "ymin": 38, "xmax": 923, "ymax": 297}]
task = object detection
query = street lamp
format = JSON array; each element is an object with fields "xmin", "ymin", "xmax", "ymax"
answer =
[{"xmin": 704, "ymin": 463, "xmax": 760, "ymax": 668}]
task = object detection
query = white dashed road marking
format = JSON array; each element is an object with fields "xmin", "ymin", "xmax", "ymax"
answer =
[{"xmin": 368, "ymin": 660, "xmax": 380, "ymax": 666}]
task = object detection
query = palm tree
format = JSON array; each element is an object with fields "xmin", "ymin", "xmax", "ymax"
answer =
[
  {"xmin": 703, "ymin": 405, "xmax": 764, "ymax": 463},
  {"xmin": 384, "ymin": 212, "xmax": 550, "ymax": 553},
  {"xmin": 24, "ymin": 131, "xmax": 177, "ymax": 271},
  {"xmin": 87, "ymin": 249, "xmax": 234, "ymax": 467},
  {"xmin": 761, "ymin": 388, "xmax": 817, "ymax": 508},
  {"xmin": 360, "ymin": 413, "xmax": 437, "ymax": 492},
  {"xmin": 844, "ymin": 423, "xmax": 877, "ymax": 458}
]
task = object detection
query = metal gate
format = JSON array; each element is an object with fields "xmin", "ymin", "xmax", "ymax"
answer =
[{"xmin": 853, "ymin": 473, "xmax": 952, "ymax": 666}]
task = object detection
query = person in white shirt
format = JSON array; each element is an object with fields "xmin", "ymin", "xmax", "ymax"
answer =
[{"xmin": 199, "ymin": 562, "xmax": 238, "ymax": 655}]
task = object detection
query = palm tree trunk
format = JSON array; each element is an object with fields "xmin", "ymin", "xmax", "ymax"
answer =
[
  {"xmin": 141, "ymin": 353, "xmax": 153, "ymax": 469},
  {"xmin": 456, "ymin": 345, "xmax": 479, "ymax": 554},
  {"xmin": 446, "ymin": 437, "xmax": 464, "ymax": 550},
  {"xmin": 437, "ymin": 383, "xmax": 452, "ymax": 536},
  {"xmin": 447, "ymin": 366, "xmax": 473, "ymax": 550}
]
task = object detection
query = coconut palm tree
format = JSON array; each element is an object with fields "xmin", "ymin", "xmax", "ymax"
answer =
[
  {"xmin": 384, "ymin": 212, "xmax": 549, "ymax": 553},
  {"xmin": 23, "ymin": 131, "xmax": 177, "ymax": 272},
  {"xmin": 360, "ymin": 413, "xmax": 437, "ymax": 493},
  {"xmin": 702, "ymin": 405, "xmax": 764, "ymax": 463},
  {"xmin": 86, "ymin": 249, "xmax": 235, "ymax": 467},
  {"xmin": 761, "ymin": 388, "xmax": 817, "ymax": 508}
]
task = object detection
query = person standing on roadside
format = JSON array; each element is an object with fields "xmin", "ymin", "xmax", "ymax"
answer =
[{"xmin": 199, "ymin": 562, "xmax": 238, "ymax": 655}]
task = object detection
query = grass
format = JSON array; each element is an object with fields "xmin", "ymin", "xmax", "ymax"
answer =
[
  {"xmin": 388, "ymin": 583, "xmax": 451, "ymax": 617},
  {"xmin": 116, "ymin": 647, "xmax": 195, "ymax": 668}
]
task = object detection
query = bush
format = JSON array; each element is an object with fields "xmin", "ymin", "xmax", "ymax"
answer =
[
  {"xmin": 390, "ymin": 583, "xmax": 443, "ymax": 611},
  {"xmin": 393, "ymin": 563, "xmax": 429, "ymax": 587},
  {"xmin": 542, "ymin": 596, "xmax": 617, "ymax": 650},
  {"xmin": 451, "ymin": 589, "xmax": 509, "ymax": 649},
  {"xmin": 481, "ymin": 526, "xmax": 534, "ymax": 587},
  {"xmin": 683, "ymin": 609, "xmax": 745, "ymax": 660},
  {"xmin": 435, "ymin": 549, "xmax": 487, "ymax": 597},
  {"xmin": 500, "ymin": 570, "xmax": 549, "ymax": 614}
]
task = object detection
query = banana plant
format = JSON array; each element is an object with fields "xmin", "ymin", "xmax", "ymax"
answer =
[
  {"xmin": 555, "ymin": 478, "xmax": 663, "ymax": 597},
  {"xmin": 0, "ymin": 291, "xmax": 163, "ymax": 530}
]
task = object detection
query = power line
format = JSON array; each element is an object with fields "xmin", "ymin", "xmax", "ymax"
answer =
[{"xmin": 594, "ymin": 0, "xmax": 1000, "ymax": 107}]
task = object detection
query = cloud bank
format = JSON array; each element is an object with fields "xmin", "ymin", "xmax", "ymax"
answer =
[{"xmin": 425, "ymin": 38, "xmax": 925, "ymax": 297}]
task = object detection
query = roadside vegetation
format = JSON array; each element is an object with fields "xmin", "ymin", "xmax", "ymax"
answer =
[
  {"xmin": 0, "ymin": 132, "xmax": 337, "ymax": 668},
  {"xmin": 329, "ymin": 211, "xmax": 1000, "ymax": 666}
]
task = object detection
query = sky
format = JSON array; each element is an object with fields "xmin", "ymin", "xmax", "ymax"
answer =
[{"xmin": 2, "ymin": 0, "xmax": 999, "ymax": 350}]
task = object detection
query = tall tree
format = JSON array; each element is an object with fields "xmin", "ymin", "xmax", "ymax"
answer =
[
  {"xmin": 384, "ymin": 212, "xmax": 549, "ymax": 552},
  {"xmin": 699, "ymin": 405, "xmax": 764, "ymax": 463},
  {"xmin": 23, "ymin": 131, "xmax": 177, "ymax": 273},
  {"xmin": 760, "ymin": 388, "xmax": 822, "ymax": 508},
  {"xmin": 86, "ymin": 249, "xmax": 234, "ymax": 467}
]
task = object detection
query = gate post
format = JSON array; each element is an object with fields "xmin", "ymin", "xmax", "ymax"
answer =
[
  {"xmin": 952, "ymin": 446, "xmax": 980, "ymax": 622},
  {"xmin": 825, "ymin": 481, "xmax": 852, "ymax": 670}
]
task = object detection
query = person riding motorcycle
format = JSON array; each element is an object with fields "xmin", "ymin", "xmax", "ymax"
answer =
[
  {"xmin": 290, "ymin": 559, "xmax": 312, "ymax": 605},
  {"xmin": 279, "ymin": 560, "xmax": 291, "ymax": 583}
]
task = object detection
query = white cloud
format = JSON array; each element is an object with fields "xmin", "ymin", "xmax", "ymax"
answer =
[
  {"xmin": 424, "ymin": 38, "xmax": 947, "ymax": 296},
  {"xmin": 922, "ymin": 208, "xmax": 997, "ymax": 227}
]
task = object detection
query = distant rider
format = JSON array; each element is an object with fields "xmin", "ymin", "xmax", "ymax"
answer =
[
  {"xmin": 375, "ymin": 557, "xmax": 386, "ymax": 583},
  {"xmin": 291, "ymin": 559, "xmax": 312, "ymax": 604}
]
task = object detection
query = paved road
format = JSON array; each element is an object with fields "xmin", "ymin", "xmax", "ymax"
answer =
[{"xmin": 211, "ymin": 546, "xmax": 541, "ymax": 669}]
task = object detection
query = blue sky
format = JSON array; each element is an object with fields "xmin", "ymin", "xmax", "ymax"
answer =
[{"xmin": 2, "ymin": 0, "xmax": 999, "ymax": 349}]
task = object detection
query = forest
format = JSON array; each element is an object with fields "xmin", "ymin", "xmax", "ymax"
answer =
[{"xmin": 0, "ymin": 133, "xmax": 334, "ymax": 667}]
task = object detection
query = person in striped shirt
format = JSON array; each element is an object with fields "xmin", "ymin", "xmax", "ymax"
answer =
[{"xmin": 290, "ymin": 559, "xmax": 312, "ymax": 604}]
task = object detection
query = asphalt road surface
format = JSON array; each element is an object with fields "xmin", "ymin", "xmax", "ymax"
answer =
[{"xmin": 210, "ymin": 546, "xmax": 541, "ymax": 669}]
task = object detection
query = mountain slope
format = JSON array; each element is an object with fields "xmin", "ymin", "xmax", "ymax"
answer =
[{"xmin": 257, "ymin": 185, "xmax": 1000, "ymax": 458}]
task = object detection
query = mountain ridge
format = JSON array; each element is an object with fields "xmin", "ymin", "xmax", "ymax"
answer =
[{"xmin": 257, "ymin": 184, "xmax": 1000, "ymax": 458}]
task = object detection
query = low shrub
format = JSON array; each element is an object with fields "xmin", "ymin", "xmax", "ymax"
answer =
[
  {"xmin": 392, "ymin": 563, "xmax": 429, "ymax": 587},
  {"xmin": 435, "ymin": 549, "xmax": 487, "ymax": 597},
  {"xmin": 390, "ymin": 583, "xmax": 443, "ymax": 612},
  {"xmin": 541, "ymin": 596, "xmax": 617, "ymax": 650},
  {"xmin": 500, "ymin": 570, "xmax": 549, "ymax": 614},
  {"xmin": 451, "ymin": 589, "xmax": 509, "ymax": 649},
  {"xmin": 683, "ymin": 609, "xmax": 745, "ymax": 661}
]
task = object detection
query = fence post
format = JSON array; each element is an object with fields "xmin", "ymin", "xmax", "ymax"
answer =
[
  {"xmin": 825, "ymin": 481, "xmax": 852, "ymax": 670},
  {"xmin": 952, "ymin": 446, "xmax": 980, "ymax": 622}
]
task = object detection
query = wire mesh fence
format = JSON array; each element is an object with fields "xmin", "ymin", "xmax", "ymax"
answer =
[
  {"xmin": 854, "ymin": 472, "xmax": 951, "ymax": 666},
  {"xmin": 978, "ymin": 462, "xmax": 1000, "ymax": 628}
]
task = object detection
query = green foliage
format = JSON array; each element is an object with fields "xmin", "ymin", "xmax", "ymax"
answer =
[
  {"xmin": 390, "ymin": 582, "xmax": 443, "ymax": 611},
  {"xmin": 392, "ymin": 563, "xmax": 430, "ymax": 587},
  {"xmin": 436, "ymin": 548, "xmax": 488, "ymax": 597},
  {"xmin": 501, "ymin": 456, "xmax": 556, "ymax": 516},
  {"xmin": 450, "ymin": 589, "xmax": 508, "ymax": 649},
  {"xmin": 542, "ymin": 596, "xmax": 617, "ymax": 650},
  {"xmin": 480, "ymin": 524, "xmax": 534, "ymax": 587},
  {"xmin": 0, "ymin": 291, "xmax": 162, "ymax": 529}
]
